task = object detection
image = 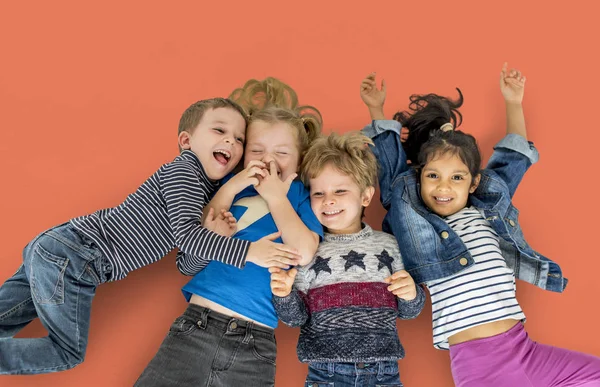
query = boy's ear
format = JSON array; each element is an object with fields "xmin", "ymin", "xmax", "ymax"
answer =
[
  {"xmin": 469, "ymin": 174, "xmax": 481, "ymax": 193},
  {"xmin": 178, "ymin": 131, "xmax": 192, "ymax": 150},
  {"xmin": 362, "ymin": 186, "xmax": 376, "ymax": 207}
]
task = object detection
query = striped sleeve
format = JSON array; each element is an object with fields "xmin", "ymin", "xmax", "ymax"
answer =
[{"xmin": 160, "ymin": 159, "xmax": 251, "ymax": 275}]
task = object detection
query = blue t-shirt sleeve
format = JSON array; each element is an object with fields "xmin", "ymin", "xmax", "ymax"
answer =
[{"xmin": 289, "ymin": 181, "xmax": 323, "ymax": 240}]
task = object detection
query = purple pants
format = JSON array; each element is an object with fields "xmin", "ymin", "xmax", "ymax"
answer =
[{"xmin": 450, "ymin": 323, "xmax": 600, "ymax": 387}]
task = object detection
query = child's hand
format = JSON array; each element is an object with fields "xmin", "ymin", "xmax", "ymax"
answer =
[
  {"xmin": 227, "ymin": 160, "xmax": 267, "ymax": 194},
  {"xmin": 203, "ymin": 208, "xmax": 237, "ymax": 237},
  {"xmin": 360, "ymin": 73, "xmax": 386, "ymax": 120},
  {"xmin": 246, "ymin": 231, "xmax": 302, "ymax": 269},
  {"xmin": 500, "ymin": 62, "xmax": 526, "ymax": 104},
  {"xmin": 384, "ymin": 270, "xmax": 417, "ymax": 301},
  {"xmin": 255, "ymin": 161, "xmax": 296, "ymax": 204},
  {"xmin": 269, "ymin": 267, "xmax": 297, "ymax": 297}
]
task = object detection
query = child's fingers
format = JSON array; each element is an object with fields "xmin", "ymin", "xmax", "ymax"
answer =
[
  {"xmin": 247, "ymin": 166, "xmax": 267, "ymax": 178},
  {"xmin": 268, "ymin": 267, "xmax": 282, "ymax": 274},
  {"xmin": 363, "ymin": 78, "xmax": 377, "ymax": 88},
  {"xmin": 381, "ymin": 79, "xmax": 386, "ymax": 93},
  {"xmin": 270, "ymin": 271, "xmax": 289, "ymax": 282},
  {"xmin": 246, "ymin": 160, "xmax": 266, "ymax": 169},
  {"xmin": 393, "ymin": 288, "xmax": 415, "ymax": 298},
  {"xmin": 390, "ymin": 270, "xmax": 410, "ymax": 280},
  {"xmin": 387, "ymin": 279, "xmax": 412, "ymax": 292},
  {"xmin": 266, "ymin": 261, "xmax": 291, "ymax": 270},
  {"xmin": 269, "ymin": 160, "xmax": 278, "ymax": 176}
]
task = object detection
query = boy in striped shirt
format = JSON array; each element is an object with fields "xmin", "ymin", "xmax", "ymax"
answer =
[{"xmin": 0, "ymin": 97, "xmax": 301, "ymax": 375}]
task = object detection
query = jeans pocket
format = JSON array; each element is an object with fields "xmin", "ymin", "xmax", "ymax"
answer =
[
  {"xmin": 168, "ymin": 316, "xmax": 197, "ymax": 336},
  {"xmin": 251, "ymin": 335, "xmax": 277, "ymax": 365},
  {"xmin": 305, "ymin": 383, "xmax": 334, "ymax": 387},
  {"xmin": 30, "ymin": 244, "xmax": 69, "ymax": 305}
]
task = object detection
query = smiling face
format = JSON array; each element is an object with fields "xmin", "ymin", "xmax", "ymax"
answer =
[
  {"xmin": 243, "ymin": 120, "xmax": 300, "ymax": 182},
  {"xmin": 178, "ymin": 107, "xmax": 246, "ymax": 180},
  {"xmin": 309, "ymin": 163, "xmax": 374, "ymax": 234},
  {"xmin": 420, "ymin": 153, "xmax": 480, "ymax": 217}
]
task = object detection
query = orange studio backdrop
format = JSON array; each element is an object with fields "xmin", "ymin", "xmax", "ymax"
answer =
[{"xmin": 1, "ymin": 1, "xmax": 599, "ymax": 386}]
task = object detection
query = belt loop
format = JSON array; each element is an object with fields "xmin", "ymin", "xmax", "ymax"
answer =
[
  {"xmin": 376, "ymin": 361, "xmax": 385, "ymax": 381},
  {"xmin": 197, "ymin": 308, "xmax": 209, "ymax": 330},
  {"xmin": 242, "ymin": 321, "xmax": 253, "ymax": 344},
  {"xmin": 327, "ymin": 363, "xmax": 335, "ymax": 377}
]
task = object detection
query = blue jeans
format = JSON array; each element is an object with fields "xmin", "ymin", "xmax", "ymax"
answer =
[
  {"xmin": 0, "ymin": 223, "xmax": 110, "ymax": 374},
  {"xmin": 306, "ymin": 361, "xmax": 403, "ymax": 387}
]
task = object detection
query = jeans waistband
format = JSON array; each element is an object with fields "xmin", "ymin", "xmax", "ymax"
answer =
[
  {"xmin": 309, "ymin": 361, "xmax": 398, "ymax": 376},
  {"xmin": 183, "ymin": 304, "xmax": 275, "ymax": 337}
]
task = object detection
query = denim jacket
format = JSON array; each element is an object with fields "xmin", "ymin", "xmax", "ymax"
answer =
[{"xmin": 363, "ymin": 120, "xmax": 567, "ymax": 293}]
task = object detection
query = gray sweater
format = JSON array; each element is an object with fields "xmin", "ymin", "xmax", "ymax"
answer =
[{"xmin": 273, "ymin": 224, "xmax": 425, "ymax": 363}]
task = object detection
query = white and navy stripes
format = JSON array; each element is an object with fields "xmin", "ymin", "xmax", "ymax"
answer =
[
  {"xmin": 70, "ymin": 150, "xmax": 250, "ymax": 281},
  {"xmin": 426, "ymin": 207, "xmax": 525, "ymax": 350}
]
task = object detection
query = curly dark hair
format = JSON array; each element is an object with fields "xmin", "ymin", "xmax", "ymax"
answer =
[{"xmin": 393, "ymin": 88, "xmax": 464, "ymax": 164}]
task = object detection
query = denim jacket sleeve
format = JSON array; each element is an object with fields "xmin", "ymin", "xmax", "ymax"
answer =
[
  {"xmin": 362, "ymin": 120, "xmax": 408, "ymax": 209},
  {"xmin": 486, "ymin": 134, "xmax": 539, "ymax": 198}
]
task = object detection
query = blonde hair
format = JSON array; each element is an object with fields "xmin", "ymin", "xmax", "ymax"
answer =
[
  {"xmin": 301, "ymin": 132, "xmax": 377, "ymax": 192},
  {"xmin": 229, "ymin": 77, "xmax": 322, "ymax": 157}
]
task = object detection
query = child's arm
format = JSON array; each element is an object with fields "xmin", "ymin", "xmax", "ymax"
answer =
[
  {"xmin": 359, "ymin": 73, "xmax": 409, "ymax": 209},
  {"xmin": 270, "ymin": 267, "xmax": 310, "ymax": 327},
  {"xmin": 486, "ymin": 63, "xmax": 539, "ymax": 198},
  {"xmin": 385, "ymin": 241, "xmax": 425, "ymax": 319},
  {"xmin": 256, "ymin": 162, "xmax": 319, "ymax": 266},
  {"xmin": 161, "ymin": 160, "xmax": 301, "ymax": 275},
  {"xmin": 500, "ymin": 62, "xmax": 527, "ymax": 140}
]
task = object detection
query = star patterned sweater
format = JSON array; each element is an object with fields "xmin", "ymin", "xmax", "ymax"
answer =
[{"xmin": 272, "ymin": 224, "xmax": 426, "ymax": 363}]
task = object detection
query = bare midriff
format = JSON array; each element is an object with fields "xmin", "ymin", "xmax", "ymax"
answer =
[
  {"xmin": 189, "ymin": 294, "xmax": 272, "ymax": 329},
  {"xmin": 448, "ymin": 319, "xmax": 520, "ymax": 346}
]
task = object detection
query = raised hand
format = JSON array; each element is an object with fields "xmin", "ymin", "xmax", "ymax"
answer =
[
  {"xmin": 360, "ymin": 72, "xmax": 386, "ymax": 109},
  {"xmin": 500, "ymin": 62, "xmax": 526, "ymax": 104}
]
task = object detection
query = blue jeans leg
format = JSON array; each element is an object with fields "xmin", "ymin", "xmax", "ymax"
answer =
[
  {"xmin": 0, "ymin": 263, "xmax": 38, "ymax": 338},
  {"xmin": 0, "ymin": 224, "xmax": 104, "ymax": 375}
]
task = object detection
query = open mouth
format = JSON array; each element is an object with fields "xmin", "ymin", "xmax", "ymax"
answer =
[
  {"xmin": 434, "ymin": 196, "xmax": 453, "ymax": 204},
  {"xmin": 322, "ymin": 209, "xmax": 343, "ymax": 217},
  {"xmin": 213, "ymin": 149, "xmax": 231, "ymax": 166}
]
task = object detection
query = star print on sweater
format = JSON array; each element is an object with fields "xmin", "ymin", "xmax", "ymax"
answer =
[
  {"xmin": 342, "ymin": 250, "xmax": 366, "ymax": 271},
  {"xmin": 376, "ymin": 250, "xmax": 394, "ymax": 273},
  {"xmin": 310, "ymin": 256, "xmax": 332, "ymax": 278}
]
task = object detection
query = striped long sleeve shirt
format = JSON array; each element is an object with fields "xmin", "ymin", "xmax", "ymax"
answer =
[
  {"xmin": 70, "ymin": 150, "xmax": 250, "ymax": 281},
  {"xmin": 426, "ymin": 207, "xmax": 526, "ymax": 350}
]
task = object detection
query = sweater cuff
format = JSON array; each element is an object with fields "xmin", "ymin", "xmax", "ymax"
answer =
[
  {"xmin": 397, "ymin": 284, "xmax": 426, "ymax": 319},
  {"xmin": 272, "ymin": 290, "xmax": 308, "ymax": 327}
]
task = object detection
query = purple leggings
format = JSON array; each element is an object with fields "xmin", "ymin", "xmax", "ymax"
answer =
[{"xmin": 450, "ymin": 323, "xmax": 600, "ymax": 387}]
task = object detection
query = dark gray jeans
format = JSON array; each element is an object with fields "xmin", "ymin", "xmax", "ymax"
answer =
[{"xmin": 135, "ymin": 304, "xmax": 277, "ymax": 387}]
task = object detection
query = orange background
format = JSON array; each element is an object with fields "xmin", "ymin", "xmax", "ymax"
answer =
[{"xmin": 1, "ymin": 1, "xmax": 599, "ymax": 386}]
